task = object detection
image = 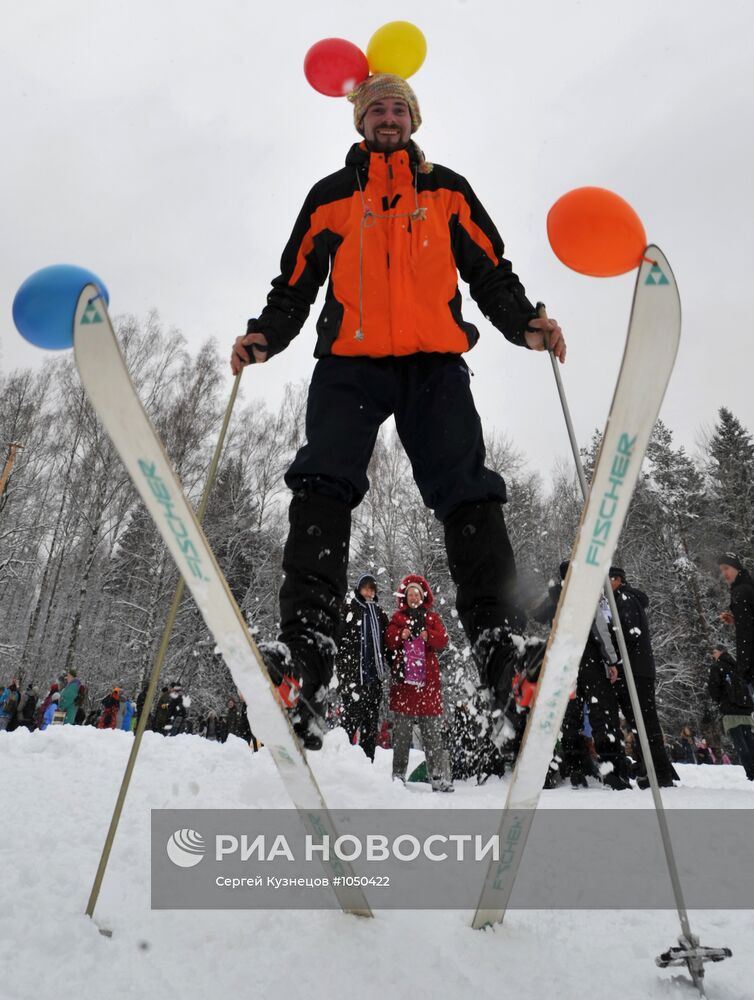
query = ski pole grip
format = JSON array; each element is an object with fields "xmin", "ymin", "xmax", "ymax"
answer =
[{"xmin": 535, "ymin": 301, "xmax": 551, "ymax": 351}]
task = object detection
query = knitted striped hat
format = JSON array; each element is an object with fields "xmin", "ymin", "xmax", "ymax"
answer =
[{"xmin": 347, "ymin": 73, "xmax": 422, "ymax": 134}]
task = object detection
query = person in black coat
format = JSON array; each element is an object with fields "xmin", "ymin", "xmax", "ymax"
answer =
[
  {"xmin": 73, "ymin": 685, "xmax": 88, "ymax": 725},
  {"xmin": 135, "ymin": 685, "xmax": 149, "ymax": 726},
  {"xmin": 16, "ymin": 685, "xmax": 38, "ymax": 731},
  {"xmin": 675, "ymin": 725, "xmax": 698, "ymax": 764},
  {"xmin": 162, "ymin": 684, "xmax": 189, "ymax": 736},
  {"xmin": 709, "ymin": 647, "xmax": 754, "ymax": 780},
  {"xmin": 219, "ymin": 696, "xmax": 238, "ymax": 744},
  {"xmin": 718, "ymin": 553, "xmax": 754, "ymax": 685},
  {"xmin": 151, "ymin": 686, "xmax": 171, "ymax": 734},
  {"xmin": 201, "ymin": 710, "xmax": 221, "ymax": 741},
  {"xmin": 533, "ymin": 562, "xmax": 629, "ymax": 789},
  {"xmin": 608, "ymin": 567, "xmax": 678, "ymax": 787},
  {"xmin": 235, "ymin": 695, "xmax": 260, "ymax": 750},
  {"xmin": 336, "ymin": 573, "xmax": 388, "ymax": 762}
]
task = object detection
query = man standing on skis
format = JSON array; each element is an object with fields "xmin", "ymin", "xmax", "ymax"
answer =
[{"xmin": 231, "ymin": 73, "xmax": 565, "ymax": 748}]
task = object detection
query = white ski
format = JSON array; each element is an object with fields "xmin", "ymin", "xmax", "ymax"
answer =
[
  {"xmin": 472, "ymin": 245, "xmax": 681, "ymax": 929},
  {"xmin": 73, "ymin": 288, "xmax": 372, "ymax": 919}
]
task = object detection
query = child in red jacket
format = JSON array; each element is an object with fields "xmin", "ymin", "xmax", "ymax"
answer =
[{"xmin": 386, "ymin": 574, "xmax": 453, "ymax": 792}]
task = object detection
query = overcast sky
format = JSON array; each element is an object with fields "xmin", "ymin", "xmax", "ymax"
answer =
[{"xmin": 2, "ymin": 0, "xmax": 752, "ymax": 479}]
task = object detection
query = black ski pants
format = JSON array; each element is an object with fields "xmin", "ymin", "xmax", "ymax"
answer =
[
  {"xmin": 728, "ymin": 723, "xmax": 754, "ymax": 780},
  {"xmin": 341, "ymin": 682, "xmax": 383, "ymax": 762},
  {"xmin": 279, "ymin": 354, "xmax": 519, "ymax": 682},
  {"xmin": 614, "ymin": 674, "xmax": 679, "ymax": 783},
  {"xmin": 284, "ymin": 354, "xmax": 507, "ymax": 516}
]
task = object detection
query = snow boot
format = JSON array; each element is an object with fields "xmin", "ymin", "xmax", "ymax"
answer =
[
  {"xmin": 259, "ymin": 635, "xmax": 333, "ymax": 751},
  {"xmin": 569, "ymin": 770, "xmax": 588, "ymax": 789},
  {"xmin": 637, "ymin": 773, "xmax": 677, "ymax": 790},
  {"xmin": 474, "ymin": 633, "xmax": 546, "ymax": 750},
  {"xmin": 603, "ymin": 770, "xmax": 631, "ymax": 790},
  {"xmin": 431, "ymin": 776, "xmax": 455, "ymax": 793},
  {"xmin": 471, "ymin": 628, "xmax": 519, "ymax": 747},
  {"xmin": 512, "ymin": 639, "xmax": 546, "ymax": 703},
  {"xmin": 431, "ymin": 750, "xmax": 455, "ymax": 792},
  {"xmin": 543, "ymin": 764, "xmax": 563, "ymax": 789},
  {"xmin": 602, "ymin": 753, "xmax": 632, "ymax": 790},
  {"xmin": 258, "ymin": 640, "xmax": 294, "ymax": 688},
  {"xmin": 473, "ymin": 627, "xmax": 519, "ymax": 693},
  {"xmin": 290, "ymin": 684, "xmax": 328, "ymax": 751}
]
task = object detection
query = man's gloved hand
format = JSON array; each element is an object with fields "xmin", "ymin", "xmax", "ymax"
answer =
[
  {"xmin": 231, "ymin": 329, "xmax": 268, "ymax": 373},
  {"xmin": 525, "ymin": 315, "xmax": 566, "ymax": 362}
]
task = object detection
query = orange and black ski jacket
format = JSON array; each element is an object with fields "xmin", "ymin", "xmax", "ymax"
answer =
[{"xmin": 249, "ymin": 141, "xmax": 537, "ymax": 360}]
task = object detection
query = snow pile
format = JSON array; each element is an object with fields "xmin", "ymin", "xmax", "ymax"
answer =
[{"xmin": 1, "ymin": 725, "xmax": 752, "ymax": 1000}]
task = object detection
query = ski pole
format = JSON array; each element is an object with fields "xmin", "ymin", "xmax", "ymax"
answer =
[
  {"xmin": 85, "ymin": 370, "xmax": 243, "ymax": 930},
  {"xmin": 536, "ymin": 302, "xmax": 707, "ymax": 988}
]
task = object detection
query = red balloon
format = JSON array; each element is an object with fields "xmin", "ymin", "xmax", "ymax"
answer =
[
  {"xmin": 547, "ymin": 187, "xmax": 647, "ymax": 277},
  {"xmin": 304, "ymin": 38, "xmax": 369, "ymax": 97}
]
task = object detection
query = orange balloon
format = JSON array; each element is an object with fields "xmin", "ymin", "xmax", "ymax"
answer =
[{"xmin": 547, "ymin": 187, "xmax": 646, "ymax": 277}]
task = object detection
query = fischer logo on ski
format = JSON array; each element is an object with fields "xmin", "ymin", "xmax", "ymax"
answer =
[
  {"xmin": 80, "ymin": 301, "xmax": 104, "ymax": 324},
  {"xmin": 586, "ymin": 432, "xmax": 636, "ymax": 565},
  {"xmin": 539, "ymin": 690, "xmax": 564, "ymax": 734},
  {"xmin": 493, "ymin": 818, "xmax": 524, "ymax": 884},
  {"xmin": 645, "ymin": 263, "xmax": 670, "ymax": 286},
  {"xmin": 138, "ymin": 460, "xmax": 208, "ymax": 581}
]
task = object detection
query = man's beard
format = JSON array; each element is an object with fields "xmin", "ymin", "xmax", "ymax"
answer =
[{"xmin": 365, "ymin": 132, "xmax": 410, "ymax": 154}]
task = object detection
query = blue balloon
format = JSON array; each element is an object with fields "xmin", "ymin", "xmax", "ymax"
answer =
[{"xmin": 13, "ymin": 264, "xmax": 109, "ymax": 350}]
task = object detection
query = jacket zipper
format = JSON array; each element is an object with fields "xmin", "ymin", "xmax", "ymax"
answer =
[{"xmin": 387, "ymin": 157, "xmax": 393, "ymax": 270}]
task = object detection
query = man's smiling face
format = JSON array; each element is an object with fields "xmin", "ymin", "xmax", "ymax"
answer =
[{"xmin": 362, "ymin": 97, "xmax": 412, "ymax": 153}]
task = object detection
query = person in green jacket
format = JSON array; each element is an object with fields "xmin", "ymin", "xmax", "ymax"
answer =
[{"xmin": 58, "ymin": 670, "xmax": 82, "ymax": 725}]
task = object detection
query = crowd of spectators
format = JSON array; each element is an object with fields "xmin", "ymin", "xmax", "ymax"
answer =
[{"xmin": 2, "ymin": 552, "xmax": 753, "ymax": 786}]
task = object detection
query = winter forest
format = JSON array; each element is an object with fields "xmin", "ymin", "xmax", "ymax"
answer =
[{"xmin": 1, "ymin": 314, "xmax": 752, "ymax": 744}]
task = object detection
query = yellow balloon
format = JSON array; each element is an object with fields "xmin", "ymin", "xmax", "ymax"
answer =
[{"xmin": 366, "ymin": 21, "xmax": 427, "ymax": 79}]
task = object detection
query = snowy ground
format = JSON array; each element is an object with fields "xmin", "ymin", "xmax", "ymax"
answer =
[{"xmin": 2, "ymin": 726, "xmax": 752, "ymax": 1000}]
